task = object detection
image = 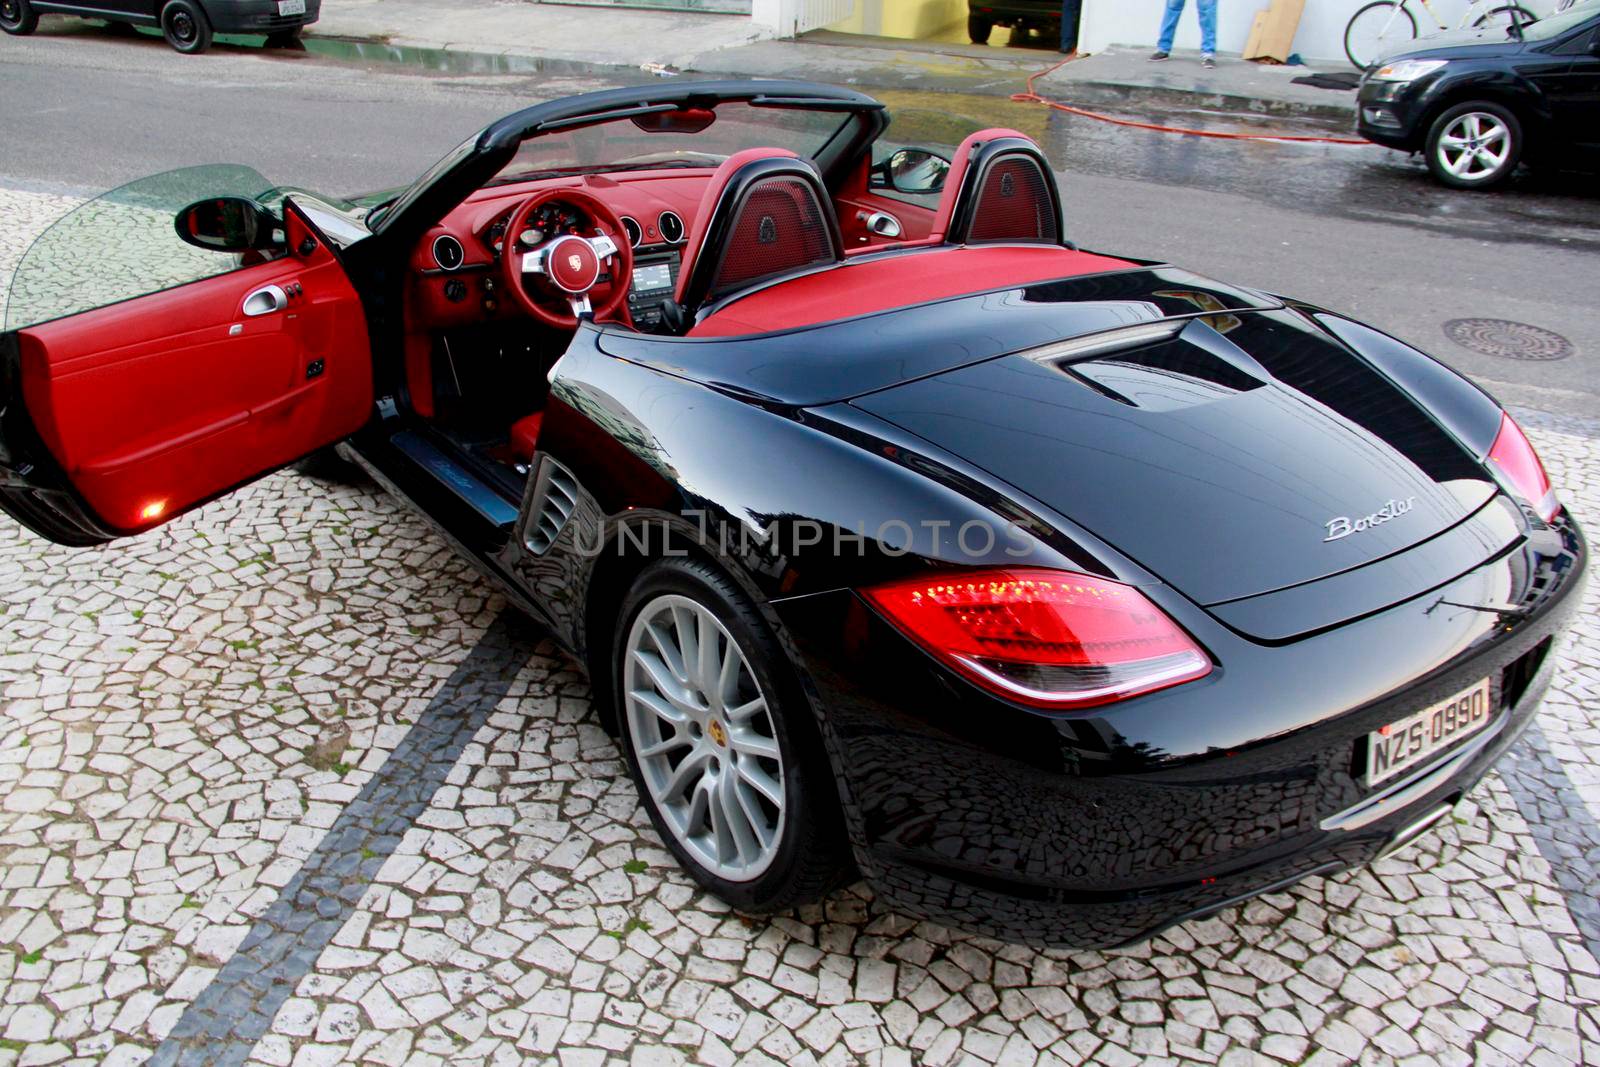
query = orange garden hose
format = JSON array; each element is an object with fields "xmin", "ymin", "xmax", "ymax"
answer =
[{"xmin": 1010, "ymin": 53, "xmax": 1374, "ymax": 146}]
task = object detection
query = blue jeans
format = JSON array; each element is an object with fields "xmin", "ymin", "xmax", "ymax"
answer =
[
  {"xmin": 1157, "ymin": 0, "xmax": 1218, "ymax": 54},
  {"xmin": 1060, "ymin": 0, "xmax": 1082, "ymax": 51}
]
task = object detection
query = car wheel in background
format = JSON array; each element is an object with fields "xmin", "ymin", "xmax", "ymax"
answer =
[
  {"xmin": 0, "ymin": 0, "xmax": 39, "ymax": 35},
  {"xmin": 614, "ymin": 557, "xmax": 849, "ymax": 912},
  {"xmin": 160, "ymin": 0, "xmax": 212, "ymax": 53},
  {"xmin": 968, "ymin": 14, "xmax": 993, "ymax": 43},
  {"xmin": 1426, "ymin": 101, "xmax": 1522, "ymax": 190}
]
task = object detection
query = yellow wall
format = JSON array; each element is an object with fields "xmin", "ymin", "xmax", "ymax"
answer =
[{"xmin": 825, "ymin": 0, "xmax": 968, "ymax": 39}]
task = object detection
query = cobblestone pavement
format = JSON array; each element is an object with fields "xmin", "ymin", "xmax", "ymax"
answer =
[{"xmin": 2, "ymin": 184, "xmax": 1599, "ymax": 1067}]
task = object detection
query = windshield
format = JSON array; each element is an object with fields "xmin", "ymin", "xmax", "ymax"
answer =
[
  {"xmin": 1521, "ymin": 2, "xmax": 1600, "ymax": 40},
  {"xmin": 486, "ymin": 102, "xmax": 853, "ymax": 186},
  {"xmin": 5, "ymin": 164, "xmax": 277, "ymax": 332}
]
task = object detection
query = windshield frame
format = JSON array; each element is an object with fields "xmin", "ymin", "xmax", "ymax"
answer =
[{"xmin": 370, "ymin": 81, "xmax": 885, "ymax": 238}]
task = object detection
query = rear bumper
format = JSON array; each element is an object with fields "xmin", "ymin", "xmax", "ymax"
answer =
[
  {"xmin": 775, "ymin": 510, "xmax": 1586, "ymax": 947},
  {"xmin": 203, "ymin": 0, "xmax": 321, "ymax": 32}
]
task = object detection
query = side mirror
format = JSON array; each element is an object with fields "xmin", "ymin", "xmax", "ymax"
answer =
[
  {"xmin": 871, "ymin": 148, "xmax": 952, "ymax": 195},
  {"xmin": 174, "ymin": 196, "xmax": 281, "ymax": 252}
]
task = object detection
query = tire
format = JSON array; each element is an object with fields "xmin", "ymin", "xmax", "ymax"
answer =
[
  {"xmin": 0, "ymin": 0, "xmax": 39, "ymax": 36},
  {"xmin": 1344, "ymin": 1, "xmax": 1417, "ymax": 69},
  {"xmin": 968, "ymin": 14, "xmax": 993, "ymax": 44},
  {"xmin": 613, "ymin": 557, "xmax": 849, "ymax": 912},
  {"xmin": 1472, "ymin": 4, "xmax": 1536, "ymax": 31},
  {"xmin": 1425, "ymin": 100, "xmax": 1522, "ymax": 189},
  {"xmin": 160, "ymin": 0, "xmax": 212, "ymax": 53},
  {"xmin": 292, "ymin": 446, "xmax": 370, "ymax": 486}
]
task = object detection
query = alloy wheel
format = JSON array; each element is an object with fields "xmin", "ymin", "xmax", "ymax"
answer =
[
  {"xmin": 1, "ymin": 0, "xmax": 19, "ymax": 25},
  {"xmin": 1436, "ymin": 112, "xmax": 1511, "ymax": 182},
  {"xmin": 623, "ymin": 593, "xmax": 786, "ymax": 881},
  {"xmin": 168, "ymin": 10, "xmax": 195, "ymax": 42}
]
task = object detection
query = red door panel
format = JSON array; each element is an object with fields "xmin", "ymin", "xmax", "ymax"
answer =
[
  {"xmin": 835, "ymin": 154, "xmax": 936, "ymax": 253},
  {"xmin": 16, "ymin": 201, "xmax": 371, "ymax": 533}
]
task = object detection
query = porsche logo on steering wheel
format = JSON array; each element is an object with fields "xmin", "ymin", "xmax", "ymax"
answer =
[{"xmin": 566, "ymin": 253, "xmax": 583, "ymax": 273}]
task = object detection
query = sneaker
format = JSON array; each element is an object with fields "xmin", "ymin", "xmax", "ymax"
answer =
[
  {"xmin": 1149, "ymin": 50, "xmax": 1170, "ymax": 61},
  {"xmin": 1202, "ymin": 54, "xmax": 1216, "ymax": 68}
]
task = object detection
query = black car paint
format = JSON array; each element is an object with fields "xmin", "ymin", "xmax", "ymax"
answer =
[
  {"xmin": 1356, "ymin": 11, "xmax": 1600, "ymax": 160},
  {"xmin": 0, "ymin": 82, "xmax": 1588, "ymax": 946},
  {"xmin": 522, "ymin": 286, "xmax": 1587, "ymax": 946},
  {"xmin": 25, "ymin": 0, "xmax": 319, "ymax": 33}
]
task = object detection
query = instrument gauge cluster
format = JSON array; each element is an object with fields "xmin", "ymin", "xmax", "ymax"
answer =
[{"xmin": 484, "ymin": 201, "xmax": 586, "ymax": 256}]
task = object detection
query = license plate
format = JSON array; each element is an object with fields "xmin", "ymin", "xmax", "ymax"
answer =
[
  {"xmin": 278, "ymin": 0, "xmax": 305, "ymax": 15},
  {"xmin": 1366, "ymin": 678, "xmax": 1492, "ymax": 787}
]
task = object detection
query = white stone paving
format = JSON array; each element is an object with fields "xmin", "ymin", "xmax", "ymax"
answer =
[{"xmin": 1, "ymin": 184, "xmax": 1598, "ymax": 1066}]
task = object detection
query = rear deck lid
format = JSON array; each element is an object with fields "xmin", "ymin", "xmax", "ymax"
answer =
[{"xmin": 852, "ymin": 308, "xmax": 1499, "ymax": 610}]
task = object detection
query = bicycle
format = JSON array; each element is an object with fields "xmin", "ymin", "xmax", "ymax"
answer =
[{"xmin": 1344, "ymin": 0, "xmax": 1539, "ymax": 70}]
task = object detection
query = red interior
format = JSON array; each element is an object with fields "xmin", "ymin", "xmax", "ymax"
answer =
[
  {"xmin": 18, "ymin": 205, "xmax": 371, "ymax": 532},
  {"xmin": 689, "ymin": 245, "xmax": 1134, "ymax": 338},
  {"xmin": 18, "ymin": 126, "xmax": 1118, "ymax": 534},
  {"xmin": 675, "ymin": 148, "xmax": 801, "ymax": 304}
]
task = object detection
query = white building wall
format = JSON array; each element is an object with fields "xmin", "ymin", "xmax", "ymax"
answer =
[{"xmin": 1077, "ymin": 0, "xmax": 1544, "ymax": 65}]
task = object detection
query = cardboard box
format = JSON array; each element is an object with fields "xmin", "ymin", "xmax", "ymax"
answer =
[
  {"xmin": 1243, "ymin": 0, "xmax": 1305, "ymax": 63},
  {"xmin": 1243, "ymin": 11, "xmax": 1270, "ymax": 59}
]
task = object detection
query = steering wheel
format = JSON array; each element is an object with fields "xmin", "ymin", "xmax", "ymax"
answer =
[{"xmin": 501, "ymin": 188, "xmax": 634, "ymax": 328}]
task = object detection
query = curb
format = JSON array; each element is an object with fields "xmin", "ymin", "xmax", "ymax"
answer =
[{"xmin": 1032, "ymin": 75, "xmax": 1356, "ymax": 124}]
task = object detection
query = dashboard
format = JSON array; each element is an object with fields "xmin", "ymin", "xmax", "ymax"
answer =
[{"xmin": 408, "ymin": 170, "xmax": 708, "ymax": 333}]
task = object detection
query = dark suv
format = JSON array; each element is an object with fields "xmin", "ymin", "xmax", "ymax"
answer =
[
  {"xmin": 966, "ymin": 0, "xmax": 1059, "ymax": 45},
  {"xmin": 1, "ymin": 0, "xmax": 320, "ymax": 53},
  {"xmin": 1356, "ymin": 3, "xmax": 1600, "ymax": 188}
]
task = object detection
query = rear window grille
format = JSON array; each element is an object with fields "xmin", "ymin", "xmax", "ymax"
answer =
[
  {"xmin": 966, "ymin": 154, "xmax": 1059, "ymax": 245},
  {"xmin": 711, "ymin": 177, "xmax": 836, "ymax": 295}
]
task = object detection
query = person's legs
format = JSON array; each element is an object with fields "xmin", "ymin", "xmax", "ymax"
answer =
[
  {"xmin": 1059, "ymin": 0, "xmax": 1081, "ymax": 53},
  {"xmin": 1196, "ymin": 0, "xmax": 1218, "ymax": 55},
  {"xmin": 1156, "ymin": 0, "xmax": 1185, "ymax": 53}
]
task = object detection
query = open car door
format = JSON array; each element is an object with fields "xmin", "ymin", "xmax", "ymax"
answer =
[{"xmin": 0, "ymin": 166, "xmax": 372, "ymax": 546}]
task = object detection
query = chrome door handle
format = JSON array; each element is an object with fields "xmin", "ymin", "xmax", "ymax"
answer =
[
  {"xmin": 242, "ymin": 284, "xmax": 288, "ymax": 317},
  {"xmin": 862, "ymin": 210, "xmax": 903, "ymax": 238}
]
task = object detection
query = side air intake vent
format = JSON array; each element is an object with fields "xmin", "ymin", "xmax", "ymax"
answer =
[{"xmin": 524, "ymin": 458, "xmax": 580, "ymax": 555}]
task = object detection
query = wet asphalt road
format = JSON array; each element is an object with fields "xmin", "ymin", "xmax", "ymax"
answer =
[{"xmin": 1, "ymin": 22, "xmax": 1597, "ymax": 417}]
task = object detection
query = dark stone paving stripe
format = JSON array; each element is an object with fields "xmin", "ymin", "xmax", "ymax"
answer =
[
  {"xmin": 149, "ymin": 611, "xmax": 540, "ymax": 1067},
  {"xmin": 1502, "ymin": 724, "xmax": 1600, "ymax": 962}
]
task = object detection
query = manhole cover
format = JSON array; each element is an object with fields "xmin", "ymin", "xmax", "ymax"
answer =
[{"xmin": 1443, "ymin": 319, "xmax": 1573, "ymax": 361}]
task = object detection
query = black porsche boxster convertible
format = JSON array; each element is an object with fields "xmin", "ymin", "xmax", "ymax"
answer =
[{"xmin": 0, "ymin": 81, "xmax": 1585, "ymax": 947}]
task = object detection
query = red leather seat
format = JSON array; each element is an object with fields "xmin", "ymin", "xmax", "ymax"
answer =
[{"xmin": 509, "ymin": 412, "xmax": 543, "ymax": 463}]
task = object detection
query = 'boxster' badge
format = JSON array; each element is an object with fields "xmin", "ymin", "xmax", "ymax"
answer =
[{"xmin": 1324, "ymin": 496, "xmax": 1416, "ymax": 542}]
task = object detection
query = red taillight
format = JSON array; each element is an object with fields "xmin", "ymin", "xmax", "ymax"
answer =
[
  {"xmin": 860, "ymin": 568, "xmax": 1211, "ymax": 710},
  {"xmin": 1488, "ymin": 412, "xmax": 1560, "ymax": 524}
]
